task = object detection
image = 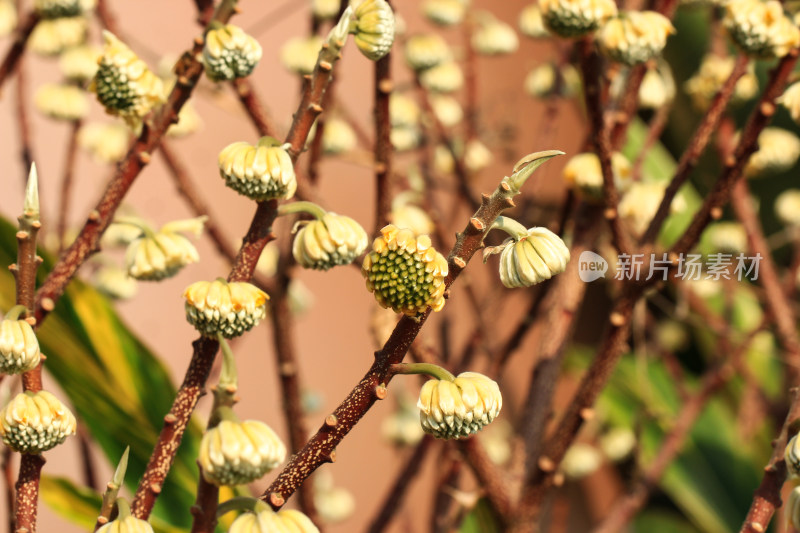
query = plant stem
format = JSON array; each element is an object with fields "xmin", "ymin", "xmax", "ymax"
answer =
[
  {"xmin": 389, "ymin": 362, "xmax": 456, "ymax": 382},
  {"xmin": 0, "ymin": 10, "xmax": 39, "ymax": 92},
  {"xmin": 277, "ymin": 201, "xmax": 328, "ymax": 220},
  {"xmin": 14, "ymin": 454, "xmax": 45, "ymax": 533},
  {"xmin": 57, "ymin": 120, "xmax": 82, "ymax": 254},
  {"xmin": 374, "ymin": 45, "xmax": 393, "ymax": 229},
  {"xmin": 232, "ymin": 78, "xmax": 280, "ymax": 138},
  {"xmin": 489, "ymin": 216, "xmax": 528, "ymax": 241}
]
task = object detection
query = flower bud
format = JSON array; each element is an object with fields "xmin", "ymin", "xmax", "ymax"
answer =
[
  {"xmin": 684, "ymin": 54, "xmax": 758, "ymax": 110},
  {"xmin": 79, "ymin": 121, "xmax": 131, "ymax": 164},
  {"xmin": 561, "ymin": 443, "xmax": 603, "ymax": 479},
  {"xmin": 464, "ymin": 138, "xmax": 493, "ymax": 173},
  {"xmin": 562, "ymin": 151, "xmax": 632, "ymax": 201},
  {"xmin": 778, "ymin": 82, "xmax": 800, "ymax": 124},
  {"xmin": 184, "ymin": 279, "xmax": 269, "ymax": 339},
  {"xmin": 124, "ymin": 218, "xmax": 204, "ymax": 281},
  {"xmin": 0, "ymin": 390, "xmax": 76, "ymax": 453},
  {"xmin": 93, "ymin": 265, "xmax": 138, "ymax": 300},
  {"xmin": 314, "ymin": 471, "xmax": 356, "ymax": 524},
  {"xmin": 92, "ymin": 31, "xmax": 164, "ymax": 127},
  {"xmin": 519, "ymin": 4, "xmax": 549, "ymax": 38},
  {"xmin": 404, "ymin": 33, "xmax": 451, "ymax": 71},
  {"xmin": 422, "ymin": 0, "xmax": 466, "ymax": 26},
  {"xmin": 0, "ymin": 318, "xmax": 40, "ymax": 374},
  {"xmin": 638, "ymin": 65, "xmax": 675, "ymax": 109},
  {"xmin": 498, "ymin": 227, "xmax": 570, "ymax": 288},
  {"xmin": 540, "ymin": 0, "xmax": 617, "ymax": 38},
  {"xmin": 229, "ymin": 508, "xmax": 320, "ymax": 533},
  {"xmin": 789, "ymin": 486, "xmax": 800, "ymax": 532},
  {"xmin": 293, "ymin": 212, "xmax": 368, "ymax": 270},
  {"xmin": 389, "ymin": 204, "xmax": 435, "ymax": 237},
  {"xmin": 429, "ymin": 94, "xmax": 463, "ymax": 127},
  {"xmin": 775, "ymin": 189, "xmax": 800, "ymax": 226},
  {"xmin": 59, "ymin": 44, "xmax": 100, "ymax": 82},
  {"xmin": 96, "ymin": 516, "xmax": 154, "ymax": 533},
  {"xmin": 29, "ymin": 16, "xmax": 87, "ymax": 56},
  {"xmin": 744, "ymin": 127, "xmax": 800, "ymax": 178},
  {"xmin": 724, "ymin": 0, "xmax": 800, "ymax": 58},
  {"xmin": 419, "ymin": 60, "xmax": 463, "ymax": 93},
  {"xmin": 417, "ymin": 372, "xmax": 502, "ymax": 439},
  {"xmin": 618, "ymin": 181, "xmax": 686, "ymax": 235},
  {"xmin": 0, "ymin": 0, "xmax": 16, "ymax": 37},
  {"xmin": 202, "ymin": 24, "xmax": 262, "ymax": 82},
  {"xmin": 199, "ymin": 419, "xmax": 286, "ymax": 486},
  {"xmin": 391, "ymin": 126, "xmax": 421, "ymax": 151},
  {"xmin": 599, "ymin": 427, "xmax": 636, "ymax": 462},
  {"xmin": 218, "ymin": 139, "xmax": 297, "ymax": 201},
  {"xmin": 362, "ymin": 225, "xmax": 449, "ymax": 316},
  {"xmin": 381, "ymin": 400, "xmax": 426, "ymax": 446},
  {"xmin": 34, "ymin": 0, "xmax": 81, "ymax": 19},
  {"xmin": 34, "ymin": 83, "xmax": 89, "ymax": 121},
  {"xmin": 597, "ymin": 11, "xmax": 674, "ymax": 65},
  {"xmin": 786, "ymin": 434, "xmax": 800, "ymax": 478},
  {"xmin": 352, "ymin": 0, "xmax": 396, "ymax": 61},
  {"xmin": 321, "ymin": 116, "xmax": 357, "ymax": 154},
  {"xmin": 312, "ymin": 0, "xmax": 340, "ymax": 20},
  {"xmin": 390, "ymin": 93, "xmax": 421, "ymax": 128},
  {"xmin": 703, "ymin": 222, "xmax": 747, "ymax": 254},
  {"xmin": 472, "ymin": 17, "xmax": 519, "ymax": 55},
  {"xmin": 280, "ymin": 35, "xmax": 324, "ymax": 75}
]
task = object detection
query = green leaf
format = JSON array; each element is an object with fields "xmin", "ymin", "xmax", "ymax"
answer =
[{"xmin": 459, "ymin": 498, "xmax": 502, "ymax": 533}]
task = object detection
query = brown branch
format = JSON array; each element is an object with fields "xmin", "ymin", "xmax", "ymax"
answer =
[
  {"xmin": 57, "ymin": 120, "xmax": 82, "ymax": 254},
  {"xmin": 13, "ymin": 454, "xmax": 45, "ymax": 533},
  {"xmin": 457, "ymin": 438, "xmax": 514, "ymax": 519},
  {"xmin": 2, "ymin": 447, "xmax": 14, "ymax": 533},
  {"xmin": 374, "ymin": 51, "xmax": 393, "ymax": 229},
  {"xmin": 609, "ymin": 64, "xmax": 646, "ymax": 149},
  {"xmin": 640, "ymin": 54, "xmax": 749, "ymax": 245},
  {"xmin": 94, "ymin": 0, "xmax": 120, "ymax": 35},
  {"xmin": 15, "ymin": 58, "xmax": 34, "ymax": 184},
  {"xmin": 366, "ymin": 436, "xmax": 436, "ymax": 533},
  {"xmin": 77, "ymin": 423, "xmax": 99, "ymax": 491},
  {"xmin": 0, "ymin": 11, "xmax": 38, "ymax": 93},
  {"xmin": 463, "ymin": 13, "xmax": 478, "ymax": 141},
  {"xmin": 231, "ymin": 78, "xmax": 280, "ymax": 138},
  {"xmin": 189, "ymin": 471, "xmax": 219, "ymax": 533}
]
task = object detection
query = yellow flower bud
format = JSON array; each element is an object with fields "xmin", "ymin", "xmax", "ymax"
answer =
[
  {"xmin": 93, "ymin": 265, "xmax": 138, "ymax": 300},
  {"xmin": 519, "ymin": 4, "xmax": 549, "ymax": 38},
  {"xmin": 429, "ymin": 94, "xmax": 463, "ymax": 127},
  {"xmin": 96, "ymin": 516, "xmax": 154, "ymax": 533},
  {"xmin": 0, "ymin": 0, "xmax": 17, "ymax": 37},
  {"xmin": 562, "ymin": 151, "xmax": 632, "ymax": 201},
  {"xmin": 58, "ymin": 44, "xmax": 100, "ymax": 82},
  {"xmin": 498, "ymin": 227, "xmax": 570, "ymax": 288},
  {"xmin": 775, "ymin": 189, "xmax": 800, "ymax": 226},
  {"xmin": 362, "ymin": 224, "xmax": 449, "ymax": 316},
  {"xmin": 703, "ymin": 222, "xmax": 748, "ymax": 254},
  {"xmin": 28, "ymin": 16, "xmax": 87, "ymax": 56},
  {"xmin": 390, "ymin": 126, "xmax": 422, "ymax": 151},
  {"xmin": 321, "ymin": 116, "xmax": 357, "ymax": 154},
  {"xmin": 218, "ymin": 139, "xmax": 297, "ymax": 201},
  {"xmin": 202, "ymin": 24, "xmax": 262, "ymax": 82},
  {"xmin": 314, "ymin": 471, "xmax": 356, "ymax": 524},
  {"xmin": 637, "ymin": 64, "xmax": 675, "ymax": 109},
  {"xmin": 352, "ymin": 0, "xmax": 396, "ymax": 61},
  {"xmin": 313, "ymin": 0, "xmax": 340, "ymax": 20},
  {"xmin": 464, "ymin": 138, "xmax": 493, "ymax": 173},
  {"xmin": 561, "ymin": 443, "xmax": 603, "ymax": 479},
  {"xmin": 389, "ymin": 92, "xmax": 421, "ymax": 127},
  {"xmin": 389, "ymin": 204, "xmax": 435, "ymax": 237},
  {"xmin": 79, "ymin": 121, "xmax": 131, "ymax": 164},
  {"xmin": 34, "ymin": 0, "xmax": 81, "ymax": 19},
  {"xmin": 92, "ymin": 31, "xmax": 164, "ymax": 127},
  {"xmin": 744, "ymin": 127, "xmax": 800, "ymax": 177},
  {"xmin": 417, "ymin": 372, "xmax": 502, "ymax": 439},
  {"xmin": 778, "ymin": 82, "xmax": 800, "ymax": 124},
  {"xmin": 184, "ymin": 279, "xmax": 269, "ymax": 339},
  {"xmin": 199, "ymin": 419, "xmax": 286, "ymax": 486},
  {"xmin": 280, "ymin": 35, "xmax": 323, "ymax": 75},
  {"xmin": 292, "ymin": 213, "xmax": 368, "ymax": 270},
  {"xmin": 422, "ymin": 0, "xmax": 466, "ymax": 26},
  {"xmin": 540, "ymin": 0, "xmax": 617, "ymax": 38},
  {"xmin": 0, "ymin": 318, "xmax": 40, "ymax": 374},
  {"xmin": 472, "ymin": 17, "xmax": 519, "ymax": 55},
  {"xmin": 404, "ymin": 33, "xmax": 451, "ymax": 71},
  {"xmin": 34, "ymin": 83, "xmax": 89, "ymax": 121},
  {"xmin": 0, "ymin": 390, "xmax": 76, "ymax": 453},
  {"xmin": 724, "ymin": 0, "xmax": 800, "ymax": 58},
  {"xmin": 229, "ymin": 508, "xmax": 320, "ymax": 533},
  {"xmin": 684, "ymin": 54, "xmax": 758, "ymax": 110},
  {"xmin": 597, "ymin": 11, "xmax": 674, "ymax": 65},
  {"xmin": 419, "ymin": 60, "xmax": 463, "ymax": 93},
  {"xmin": 124, "ymin": 218, "xmax": 205, "ymax": 281},
  {"xmin": 618, "ymin": 181, "xmax": 685, "ymax": 235}
]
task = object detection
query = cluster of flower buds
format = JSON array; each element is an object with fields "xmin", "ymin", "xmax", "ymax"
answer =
[
  {"xmin": 34, "ymin": 83, "xmax": 89, "ymax": 121},
  {"xmin": 199, "ymin": 419, "xmax": 286, "ymax": 486},
  {"xmin": 0, "ymin": 314, "xmax": 41, "ymax": 374},
  {"xmin": 29, "ymin": 16, "xmax": 88, "ymax": 56},
  {"xmin": 290, "ymin": 204, "xmax": 369, "ymax": 271},
  {"xmin": 423, "ymin": 0, "xmax": 466, "ymax": 26},
  {"xmin": 217, "ymin": 138, "xmax": 297, "ymax": 201},
  {"xmin": 33, "ymin": 0, "xmax": 82, "ymax": 19},
  {"xmin": 684, "ymin": 54, "xmax": 758, "ymax": 110},
  {"xmin": 362, "ymin": 224, "xmax": 449, "ymax": 316},
  {"xmin": 184, "ymin": 279, "xmax": 268, "ymax": 339},
  {"xmin": 562, "ymin": 151, "xmax": 632, "ymax": 201},
  {"xmin": 122, "ymin": 216, "xmax": 206, "ymax": 281},
  {"xmin": 202, "ymin": 24, "xmax": 262, "ymax": 82},
  {"xmin": 724, "ymin": 0, "xmax": 799, "ymax": 58},
  {"xmin": 596, "ymin": 11, "xmax": 674, "ymax": 65},
  {"xmin": 351, "ymin": 0, "xmax": 396, "ymax": 60},
  {"xmin": 417, "ymin": 371, "xmax": 502, "ymax": 439},
  {"xmin": 0, "ymin": 390, "xmax": 77, "ymax": 454},
  {"xmin": 539, "ymin": 0, "xmax": 617, "ymax": 38}
]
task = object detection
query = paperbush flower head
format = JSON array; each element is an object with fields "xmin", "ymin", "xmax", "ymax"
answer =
[
  {"xmin": 524, "ymin": 63, "xmax": 580, "ymax": 98},
  {"xmin": 744, "ymin": 127, "xmax": 800, "ymax": 177},
  {"xmin": 34, "ymin": 83, "xmax": 89, "ymax": 121},
  {"xmin": 472, "ymin": 17, "xmax": 519, "ymax": 55},
  {"xmin": 229, "ymin": 508, "xmax": 320, "ymax": 533},
  {"xmin": 313, "ymin": 0, "xmax": 340, "ymax": 19},
  {"xmin": 389, "ymin": 93, "xmax": 421, "ymax": 127},
  {"xmin": 314, "ymin": 472, "xmax": 356, "ymax": 524},
  {"xmin": 638, "ymin": 65, "xmax": 675, "ymax": 109},
  {"xmin": 199, "ymin": 419, "xmax": 286, "ymax": 486},
  {"xmin": 59, "ymin": 44, "xmax": 100, "ymax": 82},
  {"xmin": 79, "ymin": 121, "xmax": 130, "ymax": 164},
  {"xmin": 34, "ymin": 0, "xmax": 81, "ymax": 19},
  {"xmin": 184, "ymin": 279, "xmax": 269, "ymax": 339},
  {"xmin": 464, "ymin": 138, "xmax": 493, "ymax": 173},
  {"xmin": 29, "ymin": 16, "xmax": 87, "ymax": 56},
  {"xmin": 417, "ymin": 371, "xmax": 502, "ymax": 439},
  {"xmin": 599, "ymin": 427, "xmax": 636, "ymax": 462},
  {"xmin": 92, "ymin": 31, "xmax": 164, "ymax": 127},
  {"xmin": 684, "ymin": 54, "xmax": 758, "ymax": 110},
  {"xmin": 724, "ymin": 0, "xmax": 800, "ymax": 58},
  {"xmin": 362, "ymin": 224, "xmax": 449, "ymax": 316},
  {"xmin": 0, "ymin": 0, "xmax": 16, "ymax": 37},
  {"xmin": 124, "ymin": 217, "xmax": 205, "ymax": 281},
  {"xmin": 779, "ymin": 82, "xmax": 800, "ymax": 124},
  {"xmin": 419, "ymin": 60, "xmax": 463, "ymax": 93},
  {"xmin": 562, "ymin": 151, "xmax": 632, "ymax": 201},
  {"xmin": 519, "ymin": 4, "xmax": 549, "ymax": 37},
  {"xmin": 381, "ymin": 398, "xmax": 426, "ymax": 446},
  {"xmin": 539, "ymin": 0, "xmax": 617, "ymax": 38},
  {"xmin": 618, "ymin": 182, "xmax": 686, "ymax": 235},
  {"xmin": 0, "ymin": 317, "xmax": 40, "ymax": 374},
  {"xmin": 597, "ymin": 11, "xmax": 675, "ymax": 65},
  {"xmin": 96, "ymin": 515, "xmax": 154, "ymax": 533},
  {"xmin": 561, "ymin": 443, "xmax": 603, "ymax": 479},
  {"xmin": 292, "ymin": 212, "xmax": 368, "ymax": 270},
  {"xmin": 703, "ymin": 222, "xmax": 748, "ymax": 253},
  {"xmin": 430, "ymin": 94, "xmax": 463, "ymax": 127},
  {"xmin": 404, "ymin": 33, "xmax": 452, "ymax": 70},
  {"xmin": 321, "ymin": 116, "xmax": 357, "ymax": 154},
  {"xmin": 423, "ymin": 0, "xmax": 466, "ymax": 26},
  {"xmin": 202, "ymin": 24, "xmax": 262, "ymax": 82},
  {"xmin": 93, "ymin": 265, "xmax": 138, "ymax": 300},
  {"xmin": 390, "ymin": 204, "xmax": 435, "ymax": 237},
  {"xmin": 218, "ymin": 138, "xmax": 297, "ymax": 201},
  {"xmin": 280, "ymin": 35, "xmax": 324, "ymax": 75},
  {"xmin": 492, "ymin": 226, "xmax": 571, "ymax": 288},
  {"xmin": 0, "ymin": 390, "xmax": 76, "ymax": 453},
  {"xmin": 391, "ymin": 126, "xmax": 421, "ymax": 151},
  {"xmin": 775, "ymin": 189, "xmax": 800, "ymax": 226},
  {"xmin": 352, "ymin": 0, "xmax": 396, "ymax": 60}
]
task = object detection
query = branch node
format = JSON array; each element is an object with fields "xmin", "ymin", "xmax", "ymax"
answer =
[
  {"xmin": 502, "ymin": 197, "xmax": 515, "ymax": 209},
  {"xmin": 164, "ymin": 413, "xmax": 178, "ymax": 425},
  {"xmin": 16, "ymin": 230, "xmax": 29, "ymax": 241},
  {"xmin": 375, "ymin": 384, "xmax": 387, "ymax": 399},
  {"xmin": 469, "ymin": 218, "xmax": 485, "ymax": 231},
  {"xmin": 324, "ymin": 414, "xmax": 338, "ymax": 428},
  {"xmin": 193, "ymin": 36, "xmax": 204, "ymax": 46},
  {"xmin": 453, "ymin": 256, "xmax": 467, "ymax": 269},
  {"xmin": 760, "ymin": 102, "xmax": 776, "ymax": 117},
  {"xmin": 603, "ymin": 208, "xmax": 617, "ymax": 220},
  {"xmin": 40, "ymin": 298, "xmax": 55, "ymax": 311},
  {"xmin": 710, "ymin": 207, "xmax": 723, "ymax": 220},
  {"xmin": 149, "ymin": 482, "xmax": 162, "ymax": 494},
  {"xmin": 579, "ymin": 408, "xmax": 595, "ymax": 421},
  {"xmin": 280, "ymin": 362, "xmax": 296, "ymax": 377},
  {"xmin": 553, "ymin": 472, "xmax": 565, "ymax": 487},
  {"xmin": 269, "ymin": 492, "xmax": 285, "ymax": 508},
  {"xmin": 610, "ymin": 312, "xmax": 625, "ymax": 327},
  {"xmin": 378, "ymin": 79, "xmax": 393, "ymax": 93},
  {"xmin": 751, "ymin": 522, "xmax": 765, "ymax": 532},
  {"xmin": 538, "ymin": 456, "xmax": 556, "ymax": 472},
  {"xmin": 88, "ymin": 210, "xmax": 101, "ymax": 223},
  {"xmin": 319, "ymin": 61, "xmax": 333, "ymax": 71},
  {"xmin": 724, "ymin": 155, "xmax": 736, "ymax": 168},
  {"xmin": 138, "ymin": 151, "xmax": 152, "ymax": 164},
  {"xmin": 322, "ymin": 449, "xmax": 336, "ymax": 463}
]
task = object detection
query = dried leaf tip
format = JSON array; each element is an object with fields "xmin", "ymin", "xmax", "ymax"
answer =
[
  {"xmin": 24, "ymin": 163, "xmax": 40, "ymax": 220},
  {"xmin": 112, "ymin": 446, "xmax": 130, "ymax": 488},
  {"xmin": 505, "ymin": 150, "xmax": 565, "ymax": 193}
]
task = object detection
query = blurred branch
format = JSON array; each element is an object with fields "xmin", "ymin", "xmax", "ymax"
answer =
[
  {"xmin": 0, "ymin": 11, "xmax": 38, "ymax": 92},
  {"xmin": 374, "ymin": 50, "xmax": 393, "ymax": 229}
]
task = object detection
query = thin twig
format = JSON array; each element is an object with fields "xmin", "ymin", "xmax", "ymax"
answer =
[
  {"xmin": 15, "ymin": 58, "xmax": 34, "ymax": 185},
  {"xmin": 2, "ymin": 447, "xmax": 13, "ymax": 533},
  {"xmin": 0, "ymin": 11, "xmax": 38, "ymax": 93},
  {"xmin": 231, "ymin": 78, "xmax": 280, "ymax": 138},
  {"xmin": 57, "ymin": 120, "xmax": 82, "ymax": 255},
  {"xmin": 374, "ymin": 50, "xmax": 393, "ymax": 229},
  {"xmin": 94, "ymin": 0, "xmax": 120, "ymax": 34}
]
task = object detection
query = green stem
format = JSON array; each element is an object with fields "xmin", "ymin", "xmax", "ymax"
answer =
[
  {"xmin": 111, "ymin": 217, "xmax": 155, "ymax": 239},
  {"xmin": 390, "ymin": 362, "xmax": 456, "ymax": 382},
  {"xmin": 489, "ymin": 216, "xmax": 528, "ymax": 241},
  {"xmin": 217, "ymin": 497, "xmax": 268, "ymax": 518},
  {"xmin": 5, "ymin": 305, "xmax": 28, "ymax": 321},
  {"xmin": 504, "ymin": 150, "xmax": 565, "ymax": 193},
  {"xmin": 216, "ymin": 333, "xmax": 238, "ymax": 391},
  {"xmin": 115, "ymin": 498, "xmax": 131, "ymax": 519},
  {"xmin": 277, "ymin": 201, "xmax": 328, "ymax": 220}
]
